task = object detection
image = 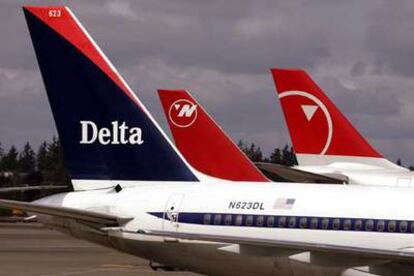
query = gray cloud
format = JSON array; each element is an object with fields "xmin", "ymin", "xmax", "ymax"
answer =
[
  {"xmin": 367, "ymin": 0, "xmax": 414, "ymax": 77},
  {"xmin": 318, "ymin": 76, "xmax": 400, "ymax": 116},
  {"xmin": 1, "ymin": 0, "xmax": 414, "ymax": 164}
]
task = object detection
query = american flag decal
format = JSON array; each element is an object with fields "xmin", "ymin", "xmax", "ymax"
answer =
[{"xmin": 273, "ymin": 198, "xmax": 296, "ymax": 209}]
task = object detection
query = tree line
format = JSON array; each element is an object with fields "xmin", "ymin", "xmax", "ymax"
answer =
[
  {"xmin": 0, "ymin": 137, "xmax": 411, "ymax": 188},
  {"xmin": 0, "ymin": 137, "xmax": 70, "ymax": 187},
  {"xmin": 237, "ymin": 140, "xmax": 298, "ymax": 167}
]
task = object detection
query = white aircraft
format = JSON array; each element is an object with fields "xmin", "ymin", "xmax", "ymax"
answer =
[
  {"xmin": 3, "ymin": 6, "xmax": 414, "ymax": 276},
  {"xmin": 271, "ymin": 68, "xmax": 414, "ymax": 186}
]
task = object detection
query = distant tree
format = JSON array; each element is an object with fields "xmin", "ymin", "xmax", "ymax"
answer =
[
  {"xmin": 0, "ymin": 142, "xmax": 4, "ymax": 159},
  {"xmin": 0, "ymin": 142, "xmax": 4, "ymax": 171},
  {"xmin": 19, "ymin": 142, "xmax": 36, "ymax": 173},
  {"xmin": 281, "ymin": 145, "xmax": 290, "ymax": 166},
  {"xmin": 252, "ymin": 146, "xmax": 263, "ymax": 162},
  {"xmin": 37, "ymin": 141, "xmax": 49, "ymax": 172},
  {"xmin": 247, "ymin": 143, "xmax": 257, "ymax": 161},
  {"xmin": 396, "ymin": 158, "xmax": 402, "ymax": 166},
  {"xmin": 281, "ymin": 144, "xmax": 297, "ymax": 167},
  {"xmin": 269, "ymin": 148, "xmax": 282, "ymax": 164},
  {"xmin": 47, "ymin": 137, "xmax": 61, "ymax": 165},
  {"xmin": 290, "ymin": 146, "xmax": 298, "ymax": 166},
  {"xmin": 2, "ymin": 146, "xmax": 19, "ymax": 171},
  {"xmin": 45, "ymin": 136, "xmax": 70, "ymax": 185},
  {"xmin": 238, "ymin": 141, "xmax": 263, "ymax": 162}
]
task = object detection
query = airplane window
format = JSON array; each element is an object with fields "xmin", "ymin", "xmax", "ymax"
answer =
[
  {"xmin": 299, "ymin": 217, "xmax": 307, "ymax": 228},
  {"xmin": 399, "ymin": 221, "xmax": 408, "ymax": 233},
  {"xmin": 214, "ymin": 214, "xmax": 222, "ymax": 225},
  {"xmin": 256, "ymin": 216, "xmax": 264, "ymax": 227},
  {"xmin": 235, "ymin": 215, "xmax": 243, "ymax": 226},
  {"xmin": 377, "ymin": 220, "xmax": 385, "ymax": 232},
  {"xmin": 203, "ymin": 214, "xmax": 211, "ymax": 225},
  {"xmin": 321, "ymin": 218, "xmax": 329, "ymax": 229},
  {"xmin": 343, "ymin": 219, "xmax": 352, "ymax": 230},
  {"xmin": 278, "ymin": 217, "xmax": 286, "ymax": 227},
  {"xmin": 365, "ymin": 220, "xmax": 374, "ymax": 231},
  {"xmin": 354, "ymin": 220, "xmax": 362, "ymax": 231},
  {"xmin": 245, "ymin": 215, "xmax": 253, "ymax": 226},
  {"xmin": 224, "ymin": 214, "xmax": 232, "ymax": 225},
  {"xmin": 411, "ymin": 222, "xmax": 414, "ymax": 233},
  {"xmin": 267, "ymin": 216, "xmax": 275, "ymax": 227},
  {"xmin": 388, "ymin": 221, "xmax": 396, "ymax": 232},
  {"xmin": 332, "ymin": 218, "xmax": 340, "ymax": 230},
  {"xmin": 310, "ymin": 218, "xmax": 318, "ymax": 229},
  {"xmin": 288, "ymin": 217, "xmax": 296, "ymax": 228}
]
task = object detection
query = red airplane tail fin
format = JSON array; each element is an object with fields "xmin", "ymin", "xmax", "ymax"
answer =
[
  {"xmin": 158, "ymin": 89, "xmax": 269, "ymax": 182},
  {"xmin": 271, "ymin": 68, "xmax": 403, "ymax": 170}
]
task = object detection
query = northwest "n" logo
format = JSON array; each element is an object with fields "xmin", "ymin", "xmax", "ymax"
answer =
[
  {"xmin": 177, "ymin": 104, "xmax": 197, "ymax": 117},
  {"xmin": 168, "ymin": 99, "xmax": 198, "ymax": 128}
]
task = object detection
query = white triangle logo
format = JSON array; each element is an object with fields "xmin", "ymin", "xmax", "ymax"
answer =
[{"xmin": 301, "ymin": 105, "xmax": 318, "ymax": 121}]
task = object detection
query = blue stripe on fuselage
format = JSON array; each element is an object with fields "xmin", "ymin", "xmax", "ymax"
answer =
[{"xmin": 148, "ymin": 212, "xmax": 414, "ymax": 234}]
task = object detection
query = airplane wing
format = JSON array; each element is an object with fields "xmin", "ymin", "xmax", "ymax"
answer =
[
  {"xmin": 255, "ymin": 162, "xmax": 348, "ymax": 184},
  {"xmin": 0, "ymin": 185, "xmax": 69, "ymax": 193},
  {"xmin": 144, "ymin": 230, "xmax": 414, "ymax": 264},
  {"xmin": 0, "ymin": 199, "xmax": 132, "ymax": 227}
]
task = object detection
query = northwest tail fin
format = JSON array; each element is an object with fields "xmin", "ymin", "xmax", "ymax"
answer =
[
  {"xmin": 271, "ymin": 68, "xmax": 404, "ymax": 170},
  {"xmin": 158, "ymin": 90, "xmax": 269, "ymax": 182},
  {"xmin": 23, "ymin": 6, "xmax": 198, "ymax": 190}
]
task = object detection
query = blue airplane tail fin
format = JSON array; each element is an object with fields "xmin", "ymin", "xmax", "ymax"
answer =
[{"xmin": 23, "ymin": 6, "xmax": 198, "ymax": 189}]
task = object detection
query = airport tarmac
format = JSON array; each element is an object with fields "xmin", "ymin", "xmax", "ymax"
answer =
[{"xmin": 0, "ymin": 222, "xmax": 197, "ymax": 276}]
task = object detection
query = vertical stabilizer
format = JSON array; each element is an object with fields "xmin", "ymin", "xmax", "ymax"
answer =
[
  {"xmin": 23, "ymin": 6, "xmax": 198, "ymax": 190},
  {"xmin": 271, "ymin": 68, "xmax": 404, "ymax": 170},
  {"xmin": 158, "ymin": 89, "xmax": 269, "ymax": 182}
]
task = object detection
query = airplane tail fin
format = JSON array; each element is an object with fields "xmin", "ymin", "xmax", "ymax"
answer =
[
  {"xmin": 23, "ymin": 6, "xmax": 198, "ymax": 190},
  {"xmin": 158, "ymin": 89, "xmax": 269, "ymax": 182},
  {"xmin": 271, "ymin": 68, "xmax": 403, "ymax": 170}
]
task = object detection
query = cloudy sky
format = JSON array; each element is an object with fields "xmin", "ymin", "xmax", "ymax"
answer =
[{"xmin": 1, "ymin": 0, "xmax": 414, "ymax": 165}]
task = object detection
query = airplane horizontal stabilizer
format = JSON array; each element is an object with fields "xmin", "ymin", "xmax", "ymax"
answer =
[
  {"xmin": 0, "ymin": 185, "xmax": 68, "ymax": 194},
  {"xmin": 0, "ymin": 199, "xmax": 131, "ymax": 227},
  {"xmin": 254, "ymin": 162, "xmax": 347, "ymax": 184}
]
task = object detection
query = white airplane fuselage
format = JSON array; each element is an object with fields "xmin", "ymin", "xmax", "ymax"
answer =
[
  {"xmin": 34, "ymin": 181, "xmax": 414, "ymax": 275},
  {"xmin": 297, "ymin": 165, "xmax": 414, "ymax": 187},
  {"xmin": 19, "ymin": 7, "xmax": 414, "ymax": 275}
]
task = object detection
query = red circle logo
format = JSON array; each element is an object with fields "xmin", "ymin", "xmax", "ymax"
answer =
[{"xmin": 168, "ymin": 99, "xmax": 198, "ymax": 128}]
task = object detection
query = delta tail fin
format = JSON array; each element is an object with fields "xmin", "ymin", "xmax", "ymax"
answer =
[
  {"xmin": 23, "ymin": 6, "xmax": 198, "ymax": 190},
  {"xmin": 158, "ymin": 89, "xmax": 269, "ymax": 182},
  {"xmin": 271, "ymin": 68, "xmax": 404, "ymax": 170}
]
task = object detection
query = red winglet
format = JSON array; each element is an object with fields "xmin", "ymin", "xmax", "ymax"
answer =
[
  {"xmin": 158, "ymin": 89, "xmax": 269, "ymax": 182},
  {"xmin": 271, "ymin": 68, "xmax": 382, "ymax": 158},
  {"xmin": 23, "ymin": 6, "xmax": 141, "ymax": 108}
]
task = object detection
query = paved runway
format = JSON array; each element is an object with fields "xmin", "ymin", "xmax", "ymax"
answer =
[{"xmin": 0, "ymin": 222, "xmax": 197, "ymax": 276}]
